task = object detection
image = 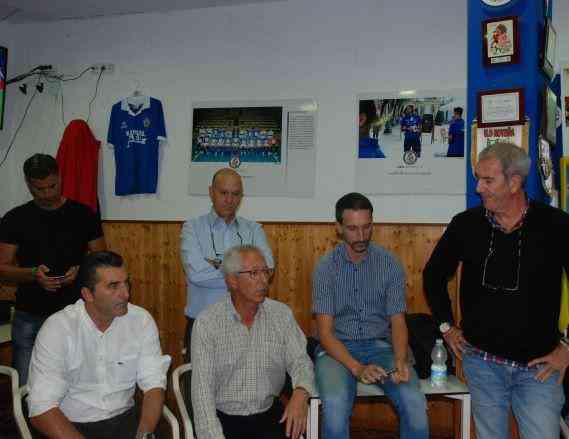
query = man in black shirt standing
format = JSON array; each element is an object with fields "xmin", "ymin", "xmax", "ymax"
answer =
[
  {"xmin": 424, "ymin": 142, "xmax": 569, "ymax": 439},
  {"xmin": 0, "ymin": 154, "xmax": 106, "ymax": 384}
]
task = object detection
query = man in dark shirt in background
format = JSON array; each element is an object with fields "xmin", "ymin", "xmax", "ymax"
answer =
[
  {"xmin": 424, "ymin": 142, "xmax": 569, "ymax": 439},
  {"xmin": 0, "ymin": 153, "xmax": 106, "ymax": 384}
]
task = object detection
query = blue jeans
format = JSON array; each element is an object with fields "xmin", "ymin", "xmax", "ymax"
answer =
[
  {"xmin": 462, "ymin": 352, "xmax": 564, "ymax": 439},
  {"xmin": 11, "ymin": 310, "xmax": 48, "ymax": 385},
  {"xmin": 315, "ymin": 339, "xmax": 428, "ymax": 439}
]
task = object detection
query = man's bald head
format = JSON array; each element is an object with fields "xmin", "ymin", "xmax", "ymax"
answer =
[
  {"xmin": 211, "ymin": 168, "xmax": 241, "ymax": 187},
  {"xmin": 209, "ymin": 168, "xmax": 244, "ymax": 223}
]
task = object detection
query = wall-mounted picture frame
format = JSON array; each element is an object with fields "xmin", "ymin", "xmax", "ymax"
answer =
[
  {"xmin": 560, "ymin": 156, "xmax": 569, "ymax": 212},
  {"xmin": 538, "ymin": 136, "xmax": 553, "ymax": 197},
  {"xmin": 477, "ymin": 88, "xmax": 524, "ymax": 127},
  {"xmin": 542, "ymin": 86, "xmax": 557, "ymax": 145},
  {"xmin": 541, "ymin": 19, "xmax": 557, "ymax": 80},
  {"xmin": 482, "ymin": 16, "xmax": 519, "ymax": 66},
  {"xmin": 544, "ymin": 0, "xmax": 551, "ymax": 18},
  {"xmin": 0, "ymin": 46, "xmax": 6, "ymax": 130}
]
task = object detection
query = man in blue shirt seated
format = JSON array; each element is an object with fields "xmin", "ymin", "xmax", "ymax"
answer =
[
  {"xmin": 180, "ymin": 168, "xmax": 274, "ymax": 363},
  {"xmin": 447, "ymin": 107, "xmax": 465, "ymax": 157},
  {"xmin": 312, "ymin": 192, "xmax": 428, "ymax": 439},
  {"xmin": 358, "ymin": 100, "xmax": 386, "ymax": 159},
  {"xmin": 401, "ymin": 105, "xmax": 422, "ymax": 158}
]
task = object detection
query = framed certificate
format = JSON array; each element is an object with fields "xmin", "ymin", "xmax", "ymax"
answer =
[
  {"xmin": 477, "ymin": 88, "xmax": 524, "ymax": 127},
  {"xmin": 541, "ymin": 20, "xmax": 557, "ymax": 80},
  {"xmin": 482, "ymin": 16, "xmax": 519, "ymax": 66},
  {"xmin": 541, "ymin": 86, "xmax": 557, "ymax": 145}
]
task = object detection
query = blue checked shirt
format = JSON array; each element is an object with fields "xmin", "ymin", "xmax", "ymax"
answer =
[
  {"xmin": 180, "ymin": 209, "xmax": 274, "ymax": 318},
  {"xmin": 312, "ymin": 243, "xmax": 407, "ymax": 341}
]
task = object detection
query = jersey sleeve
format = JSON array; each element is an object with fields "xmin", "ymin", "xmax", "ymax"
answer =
[
  {"xmin": 107, "ymin": 103, "xmax": 119, "ymax": 147},
  {"xmin": 154, "ymin": 98, "xmax": 167, "ymax": 141}
]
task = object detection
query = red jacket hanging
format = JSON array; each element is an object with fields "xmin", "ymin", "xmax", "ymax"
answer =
[{"xmin": 56, "ymin": 119, "xmax": 101, "ymax": 213}]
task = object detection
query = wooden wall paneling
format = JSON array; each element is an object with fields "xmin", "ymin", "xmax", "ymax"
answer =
[{"xmin": 101, "ymin": 221, "xmax": 464, "ymax": 437}]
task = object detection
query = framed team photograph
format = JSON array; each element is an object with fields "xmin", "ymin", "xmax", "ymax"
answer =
[
  {"xmin": 477, "ymin": 88, "xmax": 524, "ymax": 127},
  {"xmin": 0, "ymin": 46, "xmax": 7, "ymax": 130},
  {"xmin": 541, "ymin": 19, "xmax": 557, "ymax": 80},
  {"xmin": 482, "ymin": 16, "xmax": 519, "ymax": 66},
  {"xmin": 541, "ymin": 86, "xmax": 557, "ymax": 145}
]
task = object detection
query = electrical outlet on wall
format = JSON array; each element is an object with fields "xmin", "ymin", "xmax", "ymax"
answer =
[{"xmin": 90, "ymin": 63, "xmax": 115, "ymax": 74}]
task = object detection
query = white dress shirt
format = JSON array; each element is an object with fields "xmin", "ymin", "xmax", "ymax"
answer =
[{"xmin": 27, "ymin": 300, "xmax": 171, "ymax": 422}]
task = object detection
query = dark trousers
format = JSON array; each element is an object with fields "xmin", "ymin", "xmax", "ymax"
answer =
[
  {"xmin": 73, "ymin": 407, "xmax": 139, "ymax": 439},
  {"xmin": 403, "ymin": 136, "xmax": 421, "ymax": 156},
  {"xmin": 217, "ymin": 401, "xmax": 287, "ymax": 439},
  {"xmin": 183, "ymin": 317, "xmax": 195, "ymax": 420}
]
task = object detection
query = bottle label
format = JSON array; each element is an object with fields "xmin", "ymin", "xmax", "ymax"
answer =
[{"xmin": 430, "ymin": 364, "xmax": 447, "ymax": 386}]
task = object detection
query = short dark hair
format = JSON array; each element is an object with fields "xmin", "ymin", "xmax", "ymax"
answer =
[
  {"xmin": 359, "ymin": 100, "xmax": 377, "ymax": 126},
  {"xmin": 335, "ymin": 192, "xmax": 373, "ymax": 223},
  {"xmin": 23, "ymin": 154, "xmax": 59, "ymax": 180},
  {"xmin": 77, "ymin": 251, "xmax": 124, "ymax": 291},
  {"xmin": 453, "ymin": 107, "xmax": 463, "ymax": 116}
]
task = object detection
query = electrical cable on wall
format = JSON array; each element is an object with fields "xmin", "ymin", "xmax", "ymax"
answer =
[
  {"xmin": 0, "ymin": 65, "xmax": 108, "ymax": 165},
  {"xmin": 0, "ymin": 77, "xmax": 41, "ymax": 169},
  {"xmin": 86, "ymin": 68, "xmax": 104, "ymax": 123}
]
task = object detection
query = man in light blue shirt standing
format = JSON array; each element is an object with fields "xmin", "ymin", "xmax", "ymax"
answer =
[{"xmin": 180, "ymin": 168, "xmax": 274, "ymax": 363}]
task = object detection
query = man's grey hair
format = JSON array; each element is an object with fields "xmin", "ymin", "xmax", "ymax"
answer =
[
  {"xmin": 478, "ymin": 142, "xmax": 531, "ymax": 183},
  {"xmin": 222, "ymin": 244, "xmax": 264, "ymax": 275}
]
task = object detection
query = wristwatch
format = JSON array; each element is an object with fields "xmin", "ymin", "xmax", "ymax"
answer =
[{"xmin": 439, "ymin": 322, "xmax": 451, "ymax": 335}]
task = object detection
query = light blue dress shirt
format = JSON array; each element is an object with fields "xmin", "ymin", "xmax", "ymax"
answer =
[{"xmin": 180, "ymin": 209, "xmax": 274, "ymax": 318}]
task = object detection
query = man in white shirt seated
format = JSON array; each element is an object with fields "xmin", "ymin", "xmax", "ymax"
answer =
[{"xmin": 27, "ymin": 251, "xmax": 171, "ymax": 439}]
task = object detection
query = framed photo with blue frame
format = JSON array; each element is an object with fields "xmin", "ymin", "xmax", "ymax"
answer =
[
  {"xmin": 0, "ymin": 46, "xmax": 6, "ymax": 130},
  {"xmin": 560, "ymin": 157, "xmax": 569, "ymax": 212}
]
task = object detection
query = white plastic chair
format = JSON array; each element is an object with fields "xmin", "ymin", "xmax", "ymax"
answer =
[
  {"xmin": 172, "ymin": 363, "xmax": 195, "ymax": 439},
  {"xmin": 0, "ymin": 365, "xmax": 180, "ymax": 439},
  {"xmin": 561, "ymin": 417, "xmax": 569, "ymax": 438},
  {"xmin": 0, "ymin": 365, "xmax": 32, "ymax": 439}
]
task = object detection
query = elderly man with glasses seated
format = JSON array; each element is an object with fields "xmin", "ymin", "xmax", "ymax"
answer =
[
  {"xmin": 191, "ymin": 244, "xmax": 315, "ymax": 439},
  {"xmin": 424, "ymin": 142, "xmax": 569, "ymax": 439}
]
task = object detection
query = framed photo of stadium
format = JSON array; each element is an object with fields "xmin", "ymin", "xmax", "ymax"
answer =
[
  {"xmin": 482, "ymin": 16, "xmax": 519, "ymax": 66},
  {"xmin": 0, "ymin": 47, "xmax": 7, "ymax": 130}
]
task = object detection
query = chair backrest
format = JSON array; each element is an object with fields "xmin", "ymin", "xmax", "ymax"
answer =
[
  {"xmin": 172, "ymin": 363, "xmax": 195, "ymax": 439},
  {"xmin": 0, "ymin": 365, "xmax": 32, "ymax": 439}
]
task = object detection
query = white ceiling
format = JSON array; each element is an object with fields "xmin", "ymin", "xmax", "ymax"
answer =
[{"xmin": 0, "ymin": 0, "xmax": 281, "ymax": 23}]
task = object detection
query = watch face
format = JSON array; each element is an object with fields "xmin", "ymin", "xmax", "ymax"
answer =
[
  {"xmin": 439, "ymin": 323, "xmax": 451, "ymax": 333},
  {"xmin": 481, "ymin": 0, "xmax": 512, "ymax": 5}
]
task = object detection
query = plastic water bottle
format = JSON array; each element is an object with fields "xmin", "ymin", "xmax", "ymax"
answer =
[{"xmin": 430, "ymin": 338, "xmax": 448, "ymax": 387}]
